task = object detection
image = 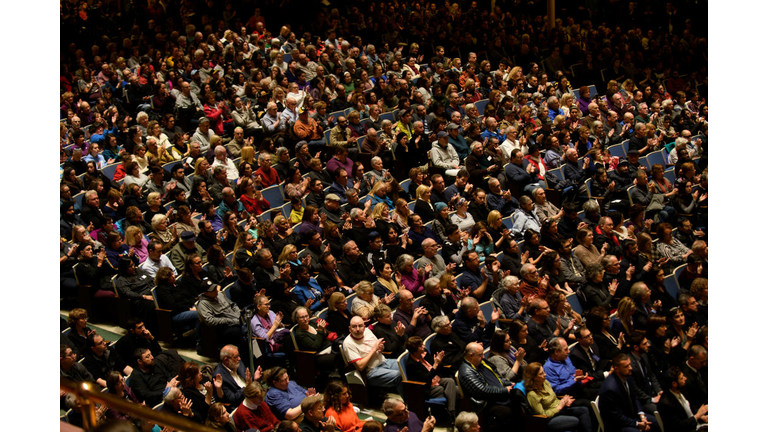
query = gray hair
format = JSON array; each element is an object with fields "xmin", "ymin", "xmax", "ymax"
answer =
[
  {"xmin": 219, "ymin": 344, "xmax": 238, "ymax": 361},
  {"xmin": 214, "ymin": 145, "xmax": 226, "ymax": 156},
  {"xmin": 501, "ymin": 275, "xmax": 520, "ymax": 289},
  {"xmin": 464, "ymin": 103, "xmax": 476, "ymax": 112},
  {"xmin": 151, "ymin": 213, "xmax": 167, "ymax": 229},
  {"xmin": 424, "ymin": 277, "xmax": 440, "ymax": 292},
  {"xmin": 371, "ymin": 156, "xmax": 382, "ymax": 165},
  {"xmin": 349, "ymin": 207, "xmax": 363, "ymax": 220},
  {"xmin": 675, "ymin": 137, "xmax": 688, "ymax": 149},
  {"xmin": 381, "ymin": 119, "xmax": 392, "ymax": 128},
  {"xmin": 521, "ymin": 263, "xmax": 537, "ymax": 276},
  {"xmin": 470, "ymin": 141, "xmax": 483, "ymax": 151},
  {"xmin": 163, "ymin": 387, "xmax": 182, "ymax": 404},
  {"xmin": 276, "ymin": 146, "xmax": 289, "ymax": 156},
  {"xmin": 431, "ymin": 315, "xmax": 450, "ymax": 332},
  {"xmin": 547, "ymin": 96, "xmax": 559, "ymax": 105},
  {"xmin": 455, "ymin": 412, "xmax": 479, "ymax": 432},
  {"xmin": 136, "ymin": 111, "xmax": 148, "ymax": 122},
  {"xmin": 583, "ymin": 199, "xmax": 600, "ymax": 213},
  {"xmin": 292, "ymin": 306, "xmax": 309, "ymax": 324},
  {"xmin": 382, "ymin": 398, "xmax": 403, "ymax": 416},
  {"xmin": 394, "ymin": 253, "xmax": 415, "ymax": 273},
  {"xmin": 258, "ymin": 152, "xmax": 271, "ymax": 163}
]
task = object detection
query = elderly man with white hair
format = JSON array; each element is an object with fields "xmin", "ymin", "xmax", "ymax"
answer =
[
  {"xmin": 192, "ymin": 117, "xmax": 216, "ymax": 154},
  {"xmin": 431, "ymin": 131, "xmax": 462, "ymax": 176},
  {"xmin": 212, "ymin": 145, "xmax": 239, "ymax": 181},
  {"xmin": 279, "ymin": 96, "xmax": 299, "ymax": 126},
  {"xmin": 381, "ymin": 398, "xmax": 436, "ymax": 432}
]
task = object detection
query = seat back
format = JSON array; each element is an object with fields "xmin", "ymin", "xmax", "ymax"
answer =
[
  {"xmin": 407, "ymin": 200, "xmax": 416, "ymax": 212},
  {"xmin": 379, "ymin": 111, "xmax": 396, "ymax": 123},
  {"xmin": 150, "ymin": 286, "xmax": 160, "ymax": 308},
  {"xmin": 73, "ymin": 192, "xmax": 85, "ymax": 210},
  {"xmin": 663, "ymin": 274, "xmax": 679, "ymax": 299},
  {"xmin": 501, "ymin": 215, "xmax": 515, "ymax": 230},
  {"xmin": 663, "ymin": 168, "xmax": 676, "ymax": 184},
  {"xmin": 424, "ymin": 333, "xmax": 436, "ymax": 353},
  {"xmin": 475, "ymin": 99, "xmax": 490, "ymax": 116},
  {"xmin": 565, "ymin": 293, "xmax": 582, "ymax": 316},
  {"xmin": 627, "ymin": 185, "xmax": 636, "ymax": 205},
  {"xmin": 397, "ymin": 351, "xmax": 410, "ymax": 381},
  {"xmin": 479, "ymin": 301, "xmax": 494, "ymax": 324},
  {"xmin": 222, "ymin": 282, "xmax": 235, "ymax": 301},
  {"xmin": 317, "ymin": 307, "xmax": 329, "ymax": 321},
  {"xmin": 413, "ymin": 295, "xmax": 425, "ymax": 308},
  {"xmin": 591, "ymin": 396, "xmax": 605, "ymax": 432},
  {"xmin": 261, "ymin": 185, "xmax": 285, "ymax": 208},
  {"xmin": 655, "ymin": 410, "xmax": 666, "ymax": 432},
  {"xmin": 607, "ymin": 143, "xmax": 626, "ymax": 159},
  {"xmin": 646, "ymin": 150, "xmax": 666, "ymax": 169},
  {"xmin": 100, "ymin": 163, "xmax": 119, "ymax": 181}
]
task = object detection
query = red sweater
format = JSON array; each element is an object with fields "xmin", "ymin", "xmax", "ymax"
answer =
[
  {"xmin": 233, "ymin": 401, "xmax": 279, "ymax": 432},
  {"xmin": 325, "ymin": 403, "xmax": 365, "ymax": 432}
]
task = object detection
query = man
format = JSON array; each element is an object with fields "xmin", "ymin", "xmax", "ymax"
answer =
[
  {"xmin": 213, "ymin": 344, "xmax": 262, "ymax": 411},
  {"xmin": 594, "ymin": 216, "xmax": 623, "ymax": 258},
  {"xmin": 519, "ymin": 263, "xmax": 551, "ymax": 299},
  {"xmin": 429, "ymin": 316, "xmax": 466, "ymax": 372},
  {"xmin": 608, "ymin": 159, "xmax": 635, "ymax": 194},
  {"xmin": 420, "ymin": 277, "xmax": 458, "ymax": 321},
  {"xmin": 212, "ymin": 145, "xmax": 239, "ymax": 181},
  {"xmin": 443, "ymin": 169, "xmax": 473, "ymax": 204},
  {"xmin": 60, "ymin": 345, "xmax": 95, "ymax": 384},
  {"xmin": 279, "ymin": 96, "xmax": 299, "ymax": 127},
  {"xmin": 504, "ymin": 148, "xmax": 540, "ymax": 194},
  {"xmin": 252, "ymin": 248, "xmax": 290, "ymax": 292},
  {"xmin": 562, "ymin": 148, "xmax": 590, "ymax": 186},
  {"xmin": 197, "ymin": 280, "xmax": 243, "ymax": 352},
  {"xmin": 130, "ymin": 347, "xmax": 179, "ymax": 407},
  {"xmin": 431, "ymin": 131, "xmax": 461, "ymax": 176},
  {"xmin": 329, "ymin": 169, "xmax": 355, "ymax": 204},
  {"xmin": 428, "ymin": 174, "xmax": 449, "ymax": 205},
  {"xmin": 342, "ymin": 316, "xmax": 403, "ymax": 392},
  {"xmin": 294, "ymin": 107, "xmax": 326, "ymax": 153},
  {"xmin": 486, "ymin": 177, "xmax": 518, "ymax": 217},
  {"xmin": 445, "ymin": 93, "xmax": 465, "ymax": 119},
  {"xmin": 457, "ymin": 251, "xmax": 492, "ymax": 302},
  {"xmin": 80, "ymin": 190, "xmax": 105, "ymax": 228},
  {"xmin": 626, "ymin": 149, "xmax": 646, "ymax": 177},
  {"xmin": 546, "ymin": 96, "xmax": 565, "ymax": 121},
  {"xmin": 452, "ymin": 297, "xmax": 499, "ymax": 346},
  {"xmin": 467, "ymin": 189, "xmax": 491, "ymax": 224},
  {"xmin": 582, "ymin": 102, "xmax": 602, "ymax": 134},
  {"xmin": 657, "ymin": 366, "xmax": 708, "ymax": 432},
  {"xmin": 527, "ymin": 297, "xmax": 574, "ymax": 346},
  {"xmin": 628, "ymin": 123, "xmax": 659, "ymax": 156},
  {"xmin": 457, "ymin": 342, "xmax": 515, "ymax": 427},
  {"xmin": 338, "ymin": 240, "xmax": 375, "ymax": 285},
  {"xmin": 393, "ymin": 289, "xmax": 432, "ymax": 339},
  {"xmin": 316, "ymin": 251, "xmax": 354, "ymax": 294},
  {"xmin": 227, "ymin": 127, "xmax": 252, "ymax": 158},
  {"xmin": 81, "ymin": 333, "xmax": 133, "ymax": 388},
  {"xmin": 569, "ymin": 327, "xmax": 610, "ymax": 378},
  {"xmin": 299, "ymin": 394, "xmax": 338, "ymax": 432},
  {"xmin": 218, "ymin": 186, "xmax": 249, "ymax": 221},
  {"xmin": 598, "ymin": 354, "xmax": 660, "ymax": 432},
  {"xmin": 603, "ymin": 110, "xmax": 632, "ymax": 146},
  {"xmin": 416, "ymin": 238, "xmax": 449, "ymax": 278},
  {"xmin": 630, "ymin": 170, "xmax": 676, "ymax": 223},
  {"xmin": 317, "ymin": 193, "xmax": 343, "ymax": 225},
  {"xmin": 254, "ymin": 151, "xmax": 281, "ymax": 188},
  {"xmin": 262, "ymin": 102, "xmax": 288, "ymax": 135},
  {"xmin": 446, "ymin": 122, "xmax": 470, "ymax": 161},
  {"xmin": 627, "ymin": 332, "xmax": 663, "ymax": 413},
  {"xmin": 299, "ymin": 232, "xmax": 325, "ymax": 274},
  {"xmin": 329, "ymin": 115, "xmax": 357, "ymax": 151},
  {"xmin": 680, "ymin": 345, "xmax": 707, "ymax": 413},
  {"xmin": 169, "ymin": 231, "xmax": 208, "ymax": 273},
  {"xmin": 305, "ymin": 179, "xmax": 327, "ymax": 209},
  {"xmin": 208, "ymin": 166, "xmax": 235, "ymax": 204},
  {"xmin": 157, "ymin": 386, "xmax": 200, "ymax": 422},
  {"xmin": 381, "ymin": 398, "xmax": 437, "ymax": 432},
  {"xmin": 192, "ymin": 117, "xmax": 216, "ymax": 155}
]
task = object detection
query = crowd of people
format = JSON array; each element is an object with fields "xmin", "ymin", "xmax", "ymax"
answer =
[{"xmin": 60, "ymin": 0, "xmax": 708, "ymax": 431}]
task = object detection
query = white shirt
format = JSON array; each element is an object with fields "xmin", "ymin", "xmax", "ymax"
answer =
[
  {"xmin": 212, "ymin": 157, "xmax": 239, "ymax": 181},
  {"xmin": 225, "ymin": 364, "xmax": 247, "ymax": 389},
  {"xmin": 140, "ymin": 254, "xmax": 177, "ymax": 279},
  {"xmin": 342, "ymin": 329, "xmax": 384, "ymax": 374}
]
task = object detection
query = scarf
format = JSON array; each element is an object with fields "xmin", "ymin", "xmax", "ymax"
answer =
[
  {"xmin": 154, "ymin": 229, "xmax": 173, "ymax": 243},
  {"xmin": 376, "ymin": 277, "xmax": 398, "ymax": 294}
]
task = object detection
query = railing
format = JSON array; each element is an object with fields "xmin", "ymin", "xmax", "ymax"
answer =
[{"xmin": 60, "ymin": 378, "xmax": 219, "ymax": 431}]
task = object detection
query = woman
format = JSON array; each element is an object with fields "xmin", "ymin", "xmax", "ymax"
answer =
[
  {"xmin": 323, "ymin": 221, "xmax": 344, "ymax": 258},
  {"xmin": 132, "ymin": 144, "xmax": 149, "ymax": 173},
  {"xmin": 251, "ymin": 294, "xmax": 290, "ymax": 353},
  {"xmin": 274, "ymin": 215, "xmax": 300, "ymax": 253},
  {"xmin": 233, "ymin": 382, "xmax": 280, "ymax": 432},
  {"xmin": 207, "ymin": 244, "xmax": 236, "ymax": 287},
  {"xmin": 239, "ymin": 177, "xmax": 271, "ymax": 216},
  {"xmin": 649, "ymin": 163, "xmax": 674, "ymax": 194},
  {"xmin": 395, "ymin": 253, "xmax": 428, "ymax": 296},
  {"xmin": 372, "ymin": 203, "xmax": 400, "ymax": 239},
  {"xmin": 264, "ymin": 367, "xmax": 314, "ymax": 421},
  {"xmin": 582, "ymin": 263, "xmax": 619, "ymax": 310},
  {"xmin": 486, "ymin": 210, "xmax": 511, "ymax": 251},
  {"xmin": 283, "ymin": 167, "xmax": 311, "ymax": 200},
  {"xmin": 74, "ymin": 241, "xmax": 115, "ymax": 298},
  {"xmin": 62, "ymin": 167, "xmax": 84, "ymax": 195},
  {"xmin": 193, "ymin": 158, "xmax": 213, "ymax": 186},
  {"xmin": 666, "ymin": 307, "xmax": 699, "ymax": 354},
  {"xmin": 645, "ymin": 265, "xmax": 678, "ymax": 312},
  {"xmin": 573, "ymin": 228, "xmax": 606, "ymax": 268},
  {"xmin": 611, "ymin": 297, "xmax": 636, "ymax": 336},
  {"xmin": 429, "ymin": 202, "xmax": 452, "ymax": 243},
  {"xmin": 219, "ymin": 211, "xmax": 243, "ymax": 253},
  {"xmin": 655, "ymin": 222, "xmax": 692, "ymax": 272},
  {"xmin": 324, "ymin": 381, "xmax": 365, "ymax": 432},
  {"xmin": 369, "ymin": 303, "xmax": 406, "ymax": 357},
  {"xmin": 146, "ymin": 120, "xmax": 174, "ymax": 158},
  {"xmin": 292, "ymin": 306, "xmax": 337, "ymax": 385},
  {"xmin": 124, "ymin": 225, "xmax": 149, "ymax": 264},
  {"xmin": 671, "ymin": 180, "xmax": 703, "ymax": 224},
  {"xmin": 233, "ymin": 231, "xmax": 258, "ymax": 272},
  {"xmin": 148, "ymin": 214, "xmax": 179, "ymax": 253},
  {"xmin": 523, "ymin": 362, "xmax": 592, "ymax": 432},
  {"xmin": 326, "ymin": 292, "xmax": 352, "ymax": 338},
  {"xmin": 539, "ymin": 251, "xmax": 573, "ymax": 296},
  {"xmin": 84, "ymin": 142, "xmax": 109, "ymax": 169},
  {"xmin": 451, "ymin": 198, "xmax": 475, "ymax": 232},
  {"xmin": 404, "ymin": 335, "xmax": 458, "ymax": 417},
  {"xmin": 205, "ymin": 403, "xmax": 237, "ymax": 431},
  {"xmin": 487, "ymin": 329, "xmax": 526, "ymax": 382},
  {"xmin": 154, "ymin": 267, "xmax": 199, "ymax": 336},
  {"xmin": 509, "ymin": 318, "xmax": 547, "ymax": 364},
  {"xmin": 121, "ymin": 161, "xmax": 149, "ymax": 191},
  {"xmin": 392, "ymin": 198, "xmax": 411, "ymax": 230},
  {"xmin": 277, "ymin": 244, "xmax": 307, "ymax": 280},
  {"xmin": 172, "ymin": 205, "xmax": 199, "ymax": 237},
  {"xmin": 350, "ymin": 281, "xmax": 381, "ymax": 320},
  {"xmin": 383, "ymin": 225, "xmax": 410, "ymax": 263},
  {"xmin": 178, "ymin": 361, "xmax": 223, "ymax": 422},
  {"xmin": 66, "ymin": 308, "xmax": 94, "ymax": 355},
  {"xmin": 103, "ymin": 372, "xmax": 143, "ymax": 423},
  {"xmin": 467, "ymin": 222, "xmax": 494, "ymax": 263},
  {"xmin": 585, "ymin": 306, "xmax": 624, "ymax": 362},
  {"xmin": 307, "ymin": 157, "xmax": 333, "ymax": 188},
  {"xmin": 546, "ymin": 291, "xmax": 581, "ymax": 342}
]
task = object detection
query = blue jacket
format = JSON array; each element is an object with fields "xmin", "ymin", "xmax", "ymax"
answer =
[
  {"xmin": 504, "ymin": 160, "xmax": 537, "ymax": 189},
  {"xmin": 293, "ymin": 278, "xmax": 326, "ymax": 312}
]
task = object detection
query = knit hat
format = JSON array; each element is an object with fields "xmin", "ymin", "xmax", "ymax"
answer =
[{"xmin": 434, "ymin": 202, "xmax": 448, "ymax": 212}]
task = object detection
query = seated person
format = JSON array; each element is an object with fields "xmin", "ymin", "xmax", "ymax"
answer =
[
  {"xmin": 404, "ymin": 336, "xmax": 458, "ymax": 419},
  {"xmin": 342, "ymin": 316, "xmax": 403, "ymax": 392}
]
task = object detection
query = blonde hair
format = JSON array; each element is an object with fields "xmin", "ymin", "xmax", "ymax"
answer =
[
  {"xmin": 277, "ymin": 244, "xmax": 297, "ymax": 266},
  {"xmin": 125, "ymin": 226, "xmax": 143, "ymax": 246},
  {"xmin": 416, "ymin": 184, "xmax": 431, "ymax": 200},
  {"xmin": 371, "ymin": 202, "xmax": 388, "ymax": 220},
  {"xmin": 487, "ymin": 210, "xmax": 502, "ymax": 228},
  {"xmin": 147, "ymin": 192, "xmax": 162, "ymax": 207},
  {"xmin": 240, "ymin": 145, "xmax": 256, "ymax": 164}
]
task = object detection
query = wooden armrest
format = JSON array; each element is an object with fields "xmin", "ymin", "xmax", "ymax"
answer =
[
  {"xmin": 497, "ymin": 319, "xmax": 514, "ymax": 324},
  {"xmin": 295, "ymin": 350, "xmax": 317, "ymax": 355},
  {"xmin": 155, "ymin": 307, "xmax": 173, "ymax": 313},
  {"xmin": 382, "ymin": 351, "xmax": 392, "ymax": 356},
  {"xmin": 403, "ymin": 380, "xmax": 427, "ymax": 386},
  {"xmin": 532, "ymin": 414, "xmax": 548, "ymax": 419}
]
